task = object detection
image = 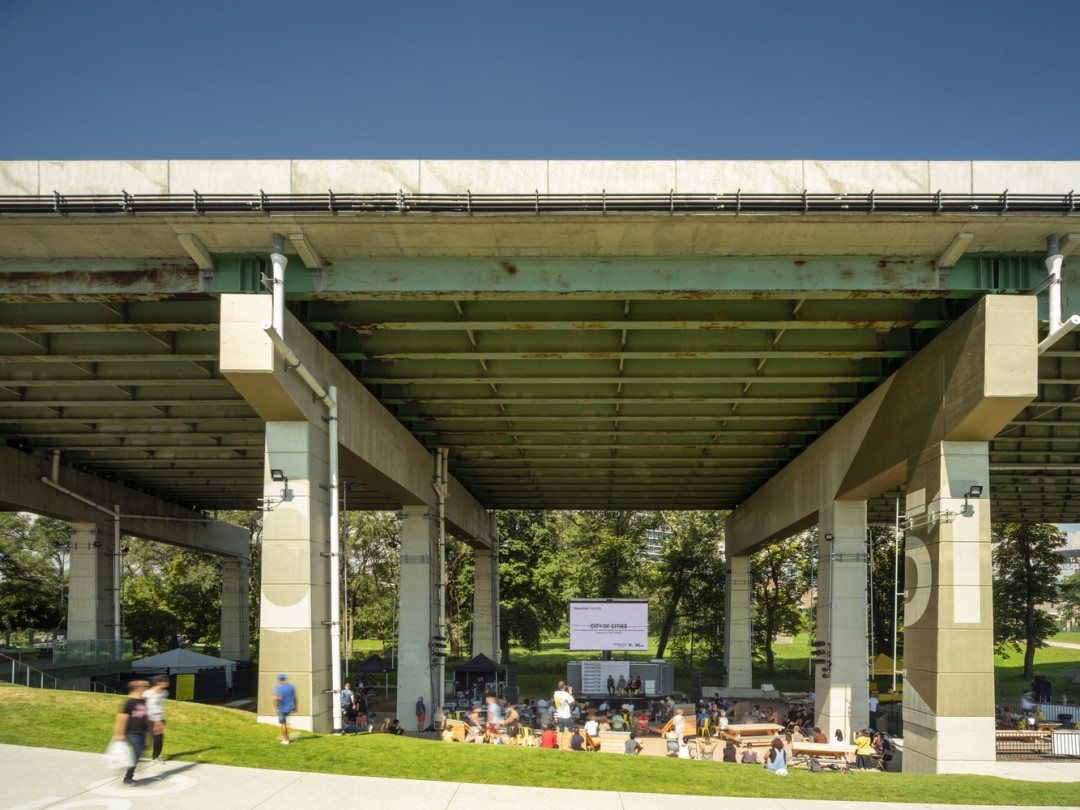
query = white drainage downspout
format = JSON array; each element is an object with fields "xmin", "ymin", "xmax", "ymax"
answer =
[
  {"xmin": 260, "ymin": 234, "xmax": 343, "ymax": 733},
  {"xmin": 1037, "ymin": 234, "xmax": 1080, "ymax": 354},
  {"xmin": 431, "ymin": 448, "xmax": 449, "ymax": 718}
]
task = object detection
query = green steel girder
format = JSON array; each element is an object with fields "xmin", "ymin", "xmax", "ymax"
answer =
[
  {"xmin": 201, "ymin": 254, "xmax": 1045, "ymax": 298},
  {"xmin": 0, "ymin": 246, "xmax": 1070, "ymax": 518}
]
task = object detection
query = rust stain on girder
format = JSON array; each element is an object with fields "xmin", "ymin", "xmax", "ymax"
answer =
[
  {"xmin": 500, "ymin": 261, "xmax": 518, "ymax": 275},
  {"xmin": 0, "ymin": 265, "xmax": 196, "ymax": 291},
  {"xmin": 0, "ymin": 292, "xmax": 213, "ymax": 303}
]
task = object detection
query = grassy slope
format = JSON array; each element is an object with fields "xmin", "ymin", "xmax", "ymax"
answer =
[{"xmin": 1, "ymin": 684, "xmax": 1075, "ymax": 806}]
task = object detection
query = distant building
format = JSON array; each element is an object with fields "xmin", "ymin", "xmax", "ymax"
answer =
[{"xmin": 642, "ymin": 526, "xmax": 670, "ymax": 562}]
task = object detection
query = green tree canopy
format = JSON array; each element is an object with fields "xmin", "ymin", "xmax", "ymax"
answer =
[{"xmin": 992, "ymin": 522, "xmax": 1066, "ymax": 679}]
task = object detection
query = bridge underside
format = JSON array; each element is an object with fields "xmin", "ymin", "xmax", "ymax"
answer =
[
  {"xmin": 0, "ymin": 196, "xmax": 1077, "ymax": 522},
  {"xmin": 2, "ymin": 161, "xmax": 1079, "ymax": 769}
]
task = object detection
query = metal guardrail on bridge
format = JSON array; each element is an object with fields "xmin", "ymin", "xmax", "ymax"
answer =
[{"xmin": 0, "ymin": 190, "xmax": 1077, "ymax": 217}]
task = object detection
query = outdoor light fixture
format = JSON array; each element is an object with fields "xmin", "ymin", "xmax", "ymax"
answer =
[
  {"xmin": 92, "ymin": 540, "xmax": 102, "ymax": 549},
  {"xmin": 823, "ymin": 533, "xmax": 835, "ymax": 543},
  {"xmin": 961, "ymin": 485, "xmax": 984, "ymax": 518},
  {"xmin": 269, "ymin": 469, "xmax": 292, "ymax": 502}
]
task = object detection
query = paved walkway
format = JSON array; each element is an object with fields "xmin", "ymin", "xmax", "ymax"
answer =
[
  {"xmin": 1, "ymin": 744, "xmax": 1077, "ymax": 810},
  {"xmin": 1046, "ymin": 640, "xmax": 1080, "ymax": 650}
]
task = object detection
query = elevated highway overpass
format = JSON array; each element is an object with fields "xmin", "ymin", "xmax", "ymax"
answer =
[{"xmin": 1, "ymin": 159, "xmax": 1078, "ymax": 772}]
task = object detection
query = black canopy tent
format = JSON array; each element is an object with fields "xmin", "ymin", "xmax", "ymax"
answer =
[
  {"xmin": 353, "ymin": 653, "xmax": 395, "ymax": 698},
  {"xmin": 452, "ymin": 653, "xmax": 506, "ymax": 698}
]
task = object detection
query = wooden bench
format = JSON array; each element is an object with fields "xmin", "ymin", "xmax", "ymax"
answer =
[
  {"xmin": 648, "ymin": 715, "xmax": 698, "ymax": 738},
  {"xmin": 443, "ymin": 719, "xmax": 467, "ymax": 742},
  {"xmin": 790, "ymin": 742, "xmax": 855, "ymax": 763},
  {"xmin": 995, "ymin": 728, "xmax": 1051, "ymax": 754},
  {"xmin": 721, "ymin": 723, "xmax": 784, "ymax": 743}
]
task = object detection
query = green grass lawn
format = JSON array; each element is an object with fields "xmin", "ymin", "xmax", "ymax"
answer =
[
  {"xmin": 0, "ymin": 683, "xmax": 1075, "ymax": 806},
  {"xmin": 1051, "ymin": 630, "xmax": 1080, "ymax": 645},
  {"xmin": 994, "ymin": 644, "xmax": 1080, "ymax": 701}
]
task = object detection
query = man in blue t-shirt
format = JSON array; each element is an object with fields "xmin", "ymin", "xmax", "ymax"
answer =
[{"xmin": 273, "ymin": 674, "xmax": 296, "ymax": 745}]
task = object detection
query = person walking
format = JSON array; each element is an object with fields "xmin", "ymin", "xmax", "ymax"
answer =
[
  {"xmin": 273, "ymin": 674, "xmax": 296, "ymax": 744},
  {"xmin": 142, "ymin": 675, "xmax": 169, "ymax": 764},
  {"xmin": 341, "ymin": 682, "xmax": 356, "ymax": 724},
  {"xmin": 112, "ymin": 679, "xmax": 150, "ymax": 785},
  {"xmin": 416, "ymin": 696, "xmax": 426, "ymax": 733}
]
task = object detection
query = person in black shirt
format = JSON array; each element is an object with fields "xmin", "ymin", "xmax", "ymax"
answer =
[
  {"xmin": 112, "ymin": 679, "xmax": 150, "ymax": 785},
  {"xmin": 570, "ymin": 726, "xmax": 585, "ymax": 751}
]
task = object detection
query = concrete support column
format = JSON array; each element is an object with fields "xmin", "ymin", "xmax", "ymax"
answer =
[
  {"xmin": 815, "ymin": 500, "xmax": 870, "ymax": 742},
  {"xmin": 724, "ymin": 554, "xmax": 753, "ymax": 689},
  {"xmin": 67, "ymin": 520, "xmax": 113, "ymax": 642},
  {"xmin": 903, "ymin": 441, "xmax": 995, "ymax": 774},
  {"xmin": 220, "ymin": 556, "xmax": 250, "ymax": 662},
  {"xmin": 473, "ymin": 547, "xmax": 498, "ymax": 660},
  {"xmin": 396, "ymin": 505, "xmax": 438, "ymax": 722},
  {"xmin": 257, "ymin": 422, "xmax": 332, "ymax": 733}
]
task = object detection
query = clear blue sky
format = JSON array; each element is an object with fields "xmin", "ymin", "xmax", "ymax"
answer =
[{"xmin": 2, "ymin": 0, "xmax": 1077, "ymax": 160}]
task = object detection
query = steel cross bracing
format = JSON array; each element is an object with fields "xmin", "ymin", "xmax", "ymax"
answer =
[{"xmin": 0, "ymin": 223, "xmax": 1078, "ymax": 523}]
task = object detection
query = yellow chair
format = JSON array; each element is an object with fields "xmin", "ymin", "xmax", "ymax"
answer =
[
  {"xmin": 697, "ymin": 717, "xmax": 710, "ymax": 737},
  {"xmin": 517, "ymin": 726, "xmax": 537, "ymax": 746}
]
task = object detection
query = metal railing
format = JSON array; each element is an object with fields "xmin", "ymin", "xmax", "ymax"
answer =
[
  {"xmin": 1, "ymin": 653, "xmax": 57, "ymax": 690},
  {"xmin": 0, "ymin": 190, "xmax": 1077, "ymax": 218},
  {"xmin": 53, "ymin": 638, "xmax": 132, "ymax": 665},
  {"xmin": 86, "ymin": 680, "xmax": 120, "ymax": 694}
]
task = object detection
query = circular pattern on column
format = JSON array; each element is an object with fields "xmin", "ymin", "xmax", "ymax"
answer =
[{"xmin": 905, "ymin": 534, "xmax": 932, "ymax": 627}]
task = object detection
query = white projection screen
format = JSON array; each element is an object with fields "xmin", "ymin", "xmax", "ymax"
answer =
[{"xmin": 568, "ymin": 599, "xmax": 649, "ymax": 651}]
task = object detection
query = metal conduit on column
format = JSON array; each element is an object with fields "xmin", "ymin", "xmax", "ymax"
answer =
[{"xmin": 261, "ymin": 234, "xmax": 343, "ymax": 733}]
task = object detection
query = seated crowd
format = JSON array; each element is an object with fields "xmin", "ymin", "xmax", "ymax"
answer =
[{"xmin": 347, "ymin": 680, "xmax": 891, "ymax": 772}]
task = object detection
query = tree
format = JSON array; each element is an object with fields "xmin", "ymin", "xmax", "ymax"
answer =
[
  {"xmin": 751, "ymin": 536, "xmax": 810, "ymax": 674},
  {"xmin": 560, "ymin": 510, "xmax": 653, "ymax": 600},
  {"xmin": 0, "ymin": 513, "xmax": 67, "ymax": 632},
  {"xmin": 653, "ymin": 510, "xmax": 727, "ymax": 662},
  {"xmin": 341, "ymin": 511, "xmax": 399, "ymax": 656},
  {"xmin": 1059, "ymin": 571, "xmax": 1080, "ymax": 628},
  {"xmin": 121, "ymin": 539, "xmax": 222, "ymax": 655},
  {"xmin": 867, "ymin": 525, "xmax": 905, "ymax": 658},
  {"xmin": 496, "ymin": 510, "xmax": 564, "ymax": 662},
  {"xmin": 992, "ymin": 522, "xmax": 1066, "ymax": 679}
]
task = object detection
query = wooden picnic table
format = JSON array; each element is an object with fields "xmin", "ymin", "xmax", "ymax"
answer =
[
  {"xmin": 790, "ymin": 742, "xmax": 856, "ymax": 762},
  {"xmin": 1036, "ymin": 722, "xmax": 1061, "ymax": 732},
  {"xmin": 722, "ymin": 723, "xmax": 784, "ymax": 741}
]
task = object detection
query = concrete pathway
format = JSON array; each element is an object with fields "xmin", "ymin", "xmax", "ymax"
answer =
[
  {"xmin": 1, "ymin": 744, "xmax": 1076, "ymax": 810},
  {"xmin": 1046, "ymin": 640, "xmax": 1080, "ymax": 650}
]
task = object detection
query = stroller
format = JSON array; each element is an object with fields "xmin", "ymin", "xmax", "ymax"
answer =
[{"xmin": 872, "ymin": 731, "xmax": 898, "ymax": 771}]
